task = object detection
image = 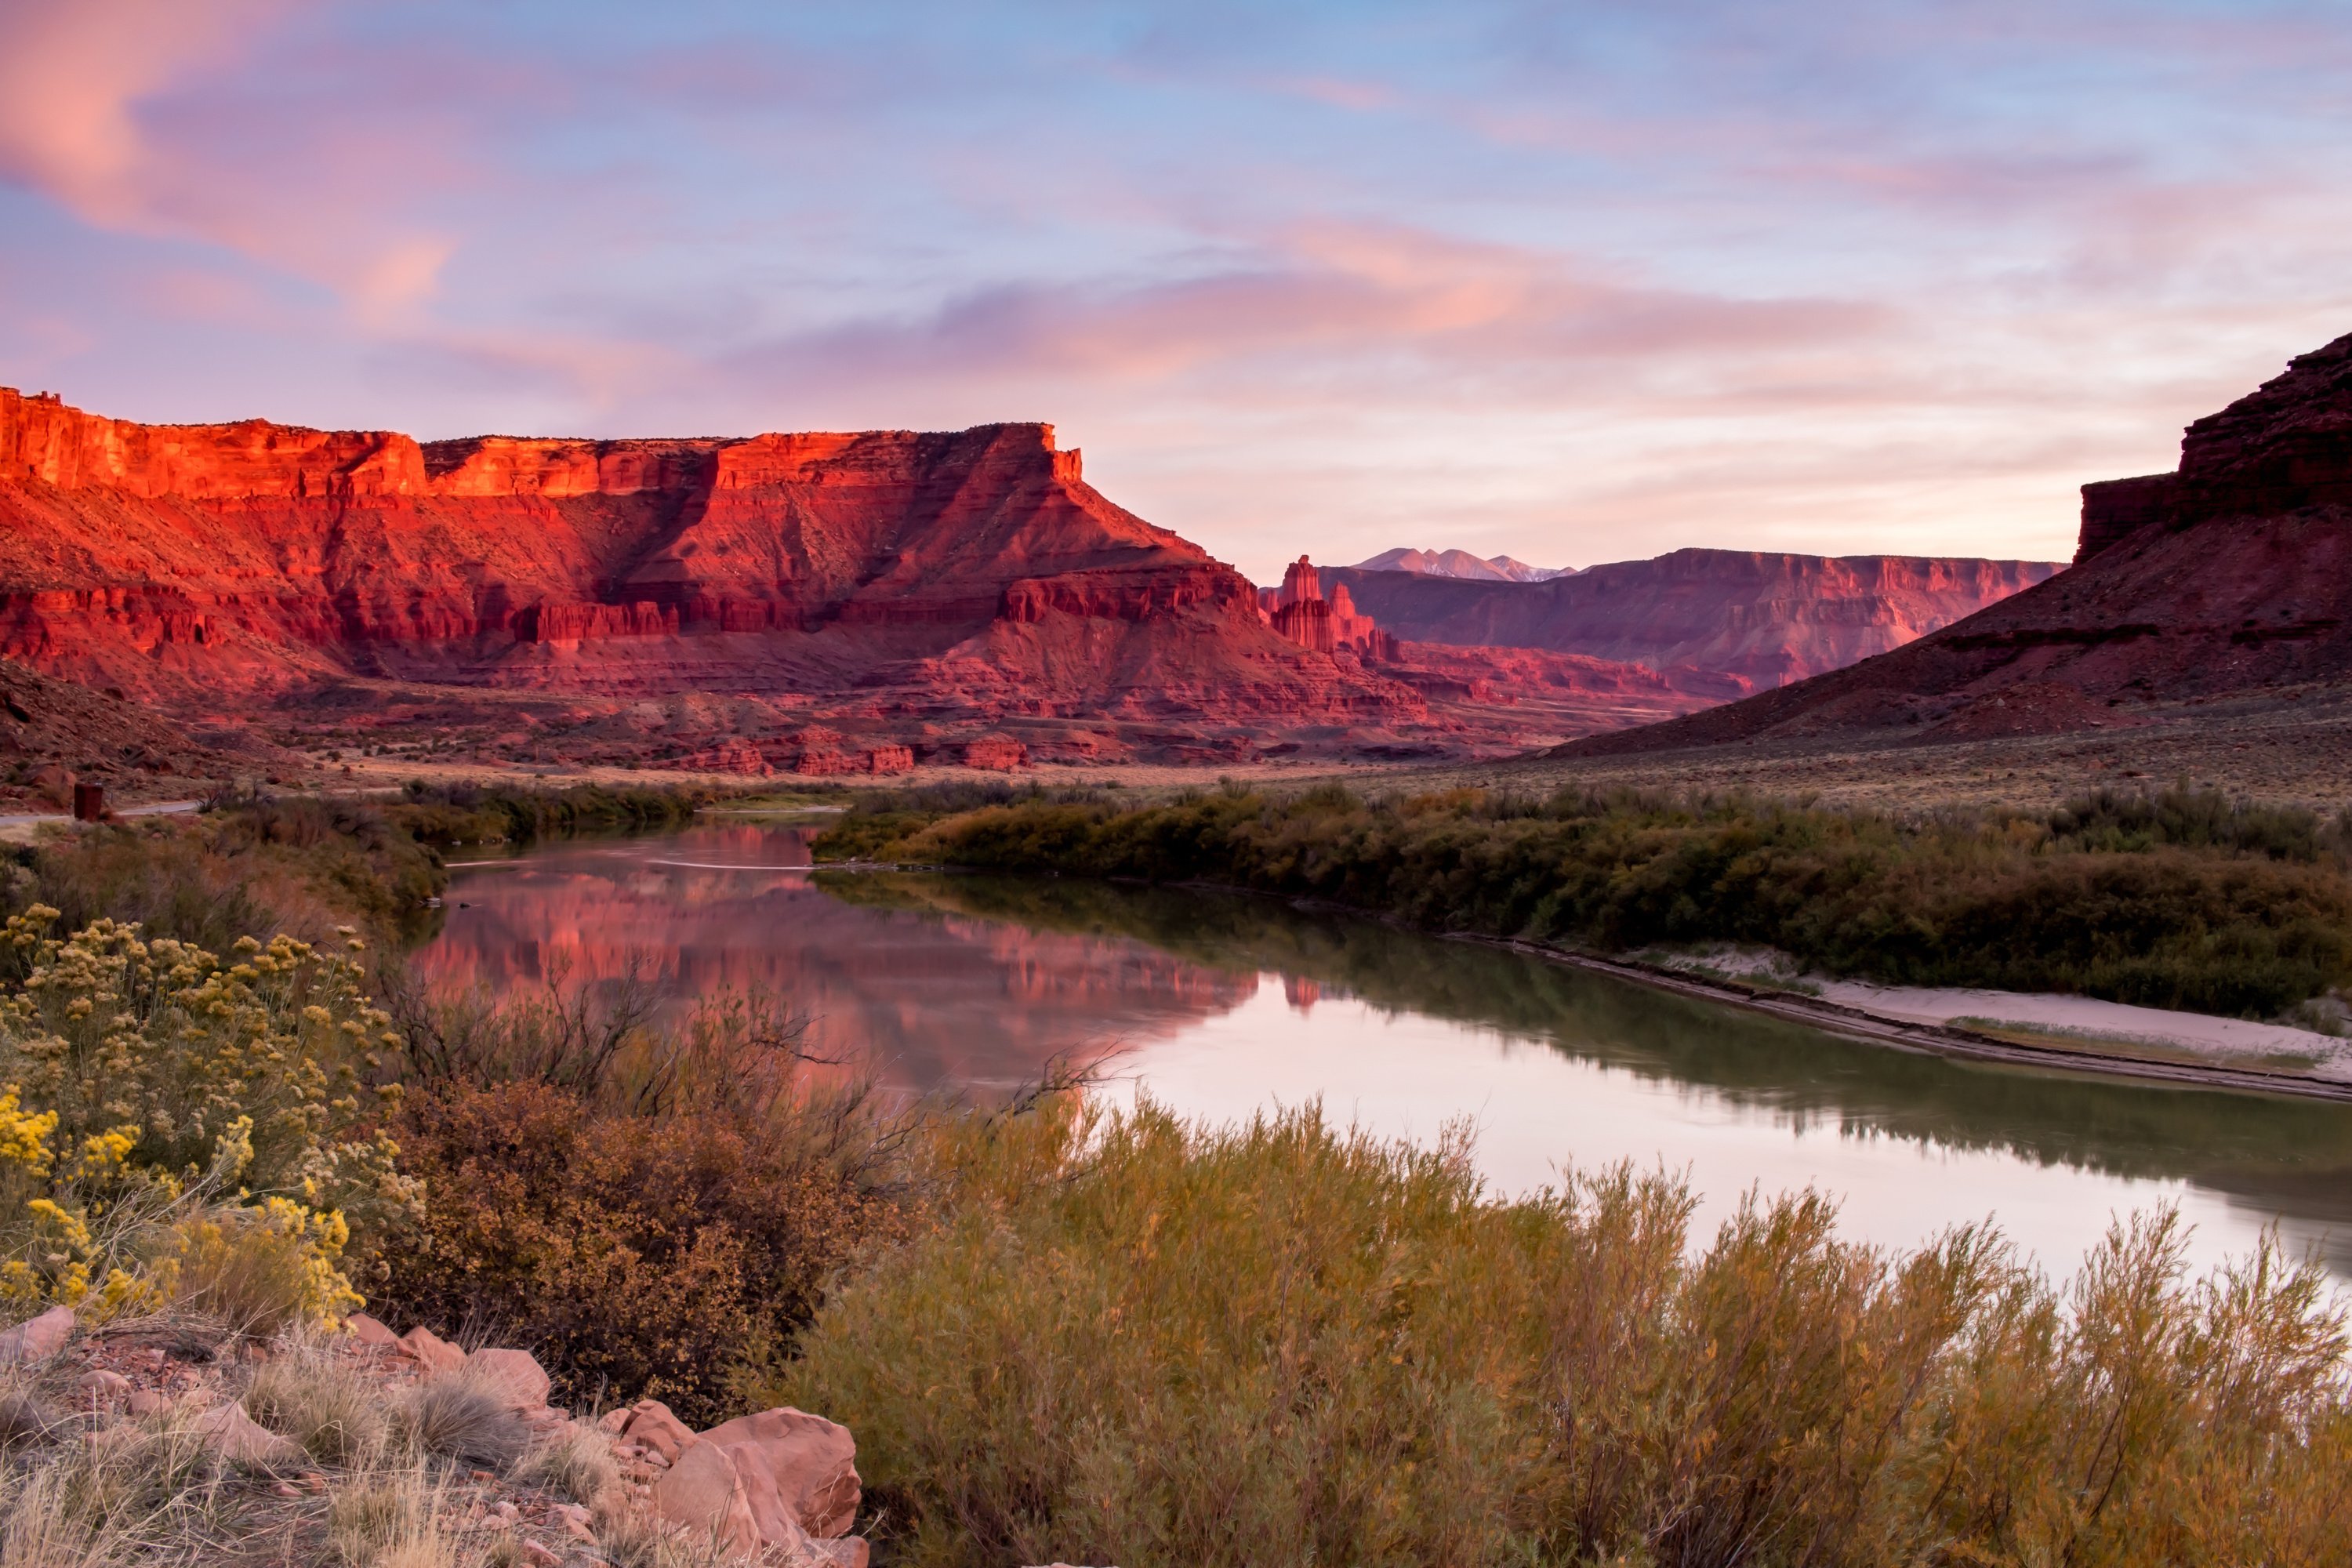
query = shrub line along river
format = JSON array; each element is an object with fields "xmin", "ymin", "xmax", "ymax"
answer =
[{"xmin": 420, "ymin": 820, "xmax": 2352, "ymax": 1285}]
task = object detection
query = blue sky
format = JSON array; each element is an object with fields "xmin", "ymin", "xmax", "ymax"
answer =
[{"xmin": 3, "ymin": 0, "xmax": 2349, "ymax": 579}]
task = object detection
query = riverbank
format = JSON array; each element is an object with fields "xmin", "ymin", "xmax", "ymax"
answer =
[
  {"xmin": 814, "ymin": 779, "xmax": 2352, "ymax": 1101},
  {"xmin": 1483, "ymin": 937, "xmax": 2352, "ymax": 1102}
]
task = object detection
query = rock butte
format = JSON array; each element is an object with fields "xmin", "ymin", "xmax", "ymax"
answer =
[
  {"xmin": 1556, "ymin": 329, "xmax": 2352, "ymax": 758},
  {"xmin": 0, "ymin": 388, "xmax": 2060, "ymax": 768},
  {"xmin": 0, "ymin": 390, "xmax": 1748, "ymax": 766}
]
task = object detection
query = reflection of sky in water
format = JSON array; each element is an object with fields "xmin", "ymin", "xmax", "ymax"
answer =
[
  {"xmin": 427, "ymin": 826, "xmax": 2352, "ymax": 1287},
  {"xmin": 1115, "ymin": 987, "xmax": 2292, "ymax": 1285}
]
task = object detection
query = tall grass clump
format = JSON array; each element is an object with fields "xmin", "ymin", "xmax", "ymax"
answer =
[
  {"xmin": 818, "ymin": 782, "xmax": 2352, "ymax": 1015},
  {"xmin": 771, "ymin": 1097, "xmax": 2352, "ymax": 1568}
]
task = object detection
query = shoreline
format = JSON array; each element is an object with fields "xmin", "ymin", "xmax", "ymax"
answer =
[
  {"xmin": 812, "ymin": 860, "xmax": 2352, "ymax": 1105},
  {"xmin": 1461, "ymin": 935, "xmax": 2352, "ymax": 1105}
]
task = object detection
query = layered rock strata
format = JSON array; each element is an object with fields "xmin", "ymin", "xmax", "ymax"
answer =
[
  {"xmin": 1331, "ymin": 550, "xmax": 2062, "ymax": 690},
  {"xmin": 1553, "ymin": 330, "xmax": 2352, "ymax": 757},
  {"xmin": 0, "ymin": 389, "xmax": 1454, "ymax": 762}
]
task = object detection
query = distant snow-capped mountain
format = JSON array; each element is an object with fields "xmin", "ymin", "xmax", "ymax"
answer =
[{"xmin": 1351, "ymin": 546, "xmax": 1575, "ymax": 583}]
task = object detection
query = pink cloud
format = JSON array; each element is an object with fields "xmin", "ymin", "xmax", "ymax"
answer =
[
  {"xmin": 744, "ymin": 222, "xmax": 1896, "ymax": 395},
  {"xmin": 0, "ymin": 0, "xmax": 457, "ymax": 318},
  {"xmin": 0, "ymin": 0, "xmax": 293, "ymax": 225}
]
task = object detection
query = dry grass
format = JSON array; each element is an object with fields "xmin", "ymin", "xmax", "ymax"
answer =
[
  {"xmin": 515, "ymin": 1418, "xmax": 619, "ymax": 1507},
  {"xmin": 776, "ymin": 1094, "xmax": 2352, "ymax": 1568},
  {"xmin": 0, "ymin": 1381, "xmax": 59, "ymax": 1455},
  {"xmin": 396, "ymin": 1375, "xmax": 530, "ymax": 1473},
  {"xmin": 591, "ymin": 1498, "xmax": 736, "ymax": 1568},
  {"xmin": 325, "ymin": 1467, "xmax": 481, "ymax": 1568},
  {"xmin": 247, "ymin": 1339, "xmax": 390, "ymax": 1468},
  {"xmin": 0, "ymin": 1414, "xmax": 227, "ymax": 1567}
]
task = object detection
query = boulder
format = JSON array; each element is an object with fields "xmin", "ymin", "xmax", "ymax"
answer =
[
  {"xmin": 0, "ymin": 1305, "xmax": 74, "ymax": 1364},
  {"xmin": 192, "ymin": 1403, "xmax": 303, "ymax": 1471},
  {"xmin": 620, "ymin": 1399, "xmax": 697, "ymax": 1465},
  {"xmin": 395, "ymin": 1325, "xmax": 466, "ymax": 1375},
  {"xmin": 718, "ymin": 1443, "xmax": 817, "ymax": 1558},
  {"xmin": 74, "ymin": 1369, "xmax": 130, "ymax": 1401},
  {"xmin": 699, "ymin": 1406, "xmax": 860, "ymax": 1538},
  {"xmin": 27, "ymin": 764, "xmax": 72, "ymax": 809},
  {"xmin": 807, "ymin": 1541, "xmax": 871, "ymax": 1568},
  {"xmin": 345, "ymin": 1312, "xmax": 401, "ymax": 1349},
  {"xmin": 649, "ymin": 1439, "xmax": 761, "ymax": 1559},
  {"xmin": 469, "ymin": 1348, "xmax": 553, "ymax": 1412}
]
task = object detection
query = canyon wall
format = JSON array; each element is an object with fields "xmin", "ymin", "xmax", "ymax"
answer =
[
  {"xmin": 1330, "ymin": 550, "xmax": 2061, "ymax": 688},
  {"xmin": 0, "ymin": 388, "xmax": 1468, "ymax": 762},
  {"xmin": 2075, "ymin": 331, "xmax": 2352, "ymax": 561},
  {"xmin": 1559, "ymin": 330, "xmax": 2352, "ymax": 757}
]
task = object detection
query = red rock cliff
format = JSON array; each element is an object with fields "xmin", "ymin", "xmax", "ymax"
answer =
[
  {"xmin": 1328, "ymin": 550, "xmax": 2061, "ymax": 688},
  {"xmin": 2077, "ymin": 332, "xmax": 2352, "ymax": 561},
  {"xmin": 0, "ymin": 388, "xmax": 1425, "ymax": 752},
  {"xmin": 1562, "ymin": 329, "xmax": 2352, "ymax": 757}
]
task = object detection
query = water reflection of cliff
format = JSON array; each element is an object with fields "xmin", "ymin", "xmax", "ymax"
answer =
[
  {"xmin": 420, "ymin": 828, "xmax": 1258, "ymax": 1087},
  {"xmin": 826, "ymin": 872, "xmax": 2352, "ymax": 1252}
]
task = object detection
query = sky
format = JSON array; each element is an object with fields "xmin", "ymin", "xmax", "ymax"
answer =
[{"xmin": 2, "ymin": 1, "xmax": 2350, "ymax": 582}]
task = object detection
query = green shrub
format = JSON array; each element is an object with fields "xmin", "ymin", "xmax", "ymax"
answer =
[
  {"xmin": 817, "ymin": 784, "xmax": 2352, "ymax": 1014},
  {"xmin": 771, "ymin": 1098, "xmax": 2352, "ymax": 1568},
  {"xmin": 1, "ymin": 794, "xmax": 443, "ymax": 960},
  {"xmin": 383, "ymin": 782, "xmax": 719, "ymax": 848}
]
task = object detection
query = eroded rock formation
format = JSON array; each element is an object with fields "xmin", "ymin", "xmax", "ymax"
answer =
[
  {"xmin": 1263, "ymin": 556, "xmax": 1396, "ymax": 661},
  {"xmin": 0, "ymin": 389, "xmax": 1467, "ymax": 763},
  {"xmin": 1330, "ymin": 550, "xmax": 2062, "ymax": 690},
  {"xmin": 1553, "ymin": 330, "xmax": 2352, "ymax": 757},
  {"xmin": 1, "ymin": 387, "xmax": 1984, "ymax": 767}
]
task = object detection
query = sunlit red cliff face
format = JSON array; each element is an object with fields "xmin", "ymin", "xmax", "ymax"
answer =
[
  {"xmin": 0, "ymin": 389, "xmax": 1734, "ymax": 764},
  {"xmin": 1556, "ymin": 330, "xmax": 2352, "ymax": 757}
]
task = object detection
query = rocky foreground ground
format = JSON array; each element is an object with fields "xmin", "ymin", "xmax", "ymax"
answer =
[{"xmin": 0, "ymin": 1298, "xmax": 1058, "ymax": 1567}]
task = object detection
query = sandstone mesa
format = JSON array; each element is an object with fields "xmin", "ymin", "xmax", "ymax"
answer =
[
  {"xmin": 0, "ymin": 387, "xmax": 2065, "ymax": 773},
  {"xmin": 0, "ymin": 391, "xmax": 1727, "ymax": 768}
]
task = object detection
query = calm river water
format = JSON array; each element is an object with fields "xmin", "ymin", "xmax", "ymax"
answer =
[{"xmin": 420, "ymin": 821, "xmax": 2352, "ymax": 1283}]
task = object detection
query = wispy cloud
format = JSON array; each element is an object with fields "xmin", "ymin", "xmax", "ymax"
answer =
[{"xmin": 2, "ymin": 0, "xmax": 2350, "ymax": 575}]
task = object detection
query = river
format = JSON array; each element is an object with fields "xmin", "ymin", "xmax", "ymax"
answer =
[{"xmin": 419, "ymin": 820, "xmax": 2352, "ymax": 1283}]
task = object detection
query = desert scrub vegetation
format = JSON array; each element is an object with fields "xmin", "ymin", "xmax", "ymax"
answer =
[
  {"xmin": 0, "ymin": 1319, "xmax": 632, "ymax": 1568},
  {"xmin": 372, "ymin": 978, "xmax": 924, "ymax": 1427},
  {"xmin": 0, "ymin": 907, "xmax": 415, "ymax": 1327},
  {"xmin": 773, "ymin": 1095, "xmax": 2352, "ymax": 1568},
  {"xmin": 383, "ymin": 779, "xmax": 734, "ymax": 848},
  {"xmin": 816, "ymin": 782, "xmax": 2352, "ymax": 1016},
  {"xmin": 2, "ymin": 792, "xmax": 444, "ymax": 954}
]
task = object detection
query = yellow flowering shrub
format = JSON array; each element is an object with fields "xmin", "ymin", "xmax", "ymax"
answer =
[
  {"xmin": 0, "ymin": 908, "xmax": 423, "ymax": 1325},
  {"xmin": 165, "ymin": 1195, "xmax": 365, "ymax": 1332}
]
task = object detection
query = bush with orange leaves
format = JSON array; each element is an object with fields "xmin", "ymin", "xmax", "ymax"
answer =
[{"xmin": 376, "ymin": 1073, "xmax": 919, "ymax": 1427}]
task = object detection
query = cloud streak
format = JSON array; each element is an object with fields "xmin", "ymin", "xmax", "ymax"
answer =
[{"xmin": 2, "ymin": 0, "xmax": 2350, "ymax": 575}]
